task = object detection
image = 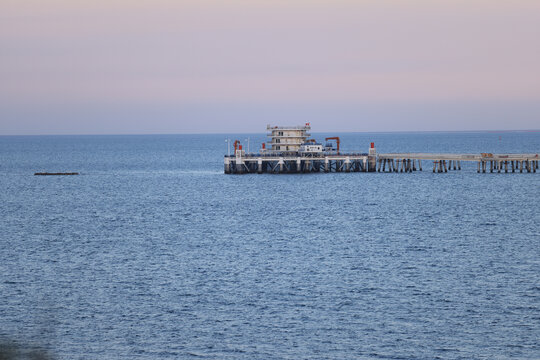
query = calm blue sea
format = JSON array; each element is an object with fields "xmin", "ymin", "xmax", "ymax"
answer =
[{"xmin": 1, "ymin": 131, "xmax": 539, "ymax": 359}]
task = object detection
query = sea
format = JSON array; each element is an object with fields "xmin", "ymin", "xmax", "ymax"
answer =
[{"xmin": 1, "ymin": 131, "xmax": 539, "ymax": 359}]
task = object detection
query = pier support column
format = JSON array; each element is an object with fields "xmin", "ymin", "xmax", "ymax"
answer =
[
  {"xmin": 325, "ymin": 158, "xmax": 329, "ymax": 173},
  {"xmin": 490, "ymin": 160, "xmax": 493, "ymax": 173},
  {"xmin": 345, "ymin": 157, "xmax": 351, "ymax": 172},
  {"xmin": 498, "ymin": 161, "xmax": 501, "ymax": 173},
  {"xmin": 477, "ymin": 161, "xmax": 480, "ymax": 173},
  {"xmin": 224, "ymin": 158, "xmax": 231, "ymax": 174},
  {"xmin": 504, "ymin": 161, "xmax": 508, "ymax": 173},
  {"xmin": 419, "ymin": 160, "xmax": 422, "ymax": 171},
  {"xmin": 296, "ymin": 158, "xmax": 301, "ymax": 173},
  {"xmin": 304, "ymin": 160, "xmax": 310, "ymax": 173},
  {"xmin": 368, "ymin": 156, "xmax": 377, "ymax": 172},
  {"xmin": 235, "ymin": 154, "xmax": 244, "ymax": 174},
  {"xmin": 520, "ymin": 161, "xmax": 523, "ymax": 173},
  {"xmin": 433, "ymin": 161, "xmax": 437, "ymax": 173},
  {"xmin": 458, "ymin": 161, "xmax": 461, "ymax": 170},
  {"xmin": 279, "ymin": 157, "xmax": 284, "ymax": 173},
  {"xmin": 257, "ymin": 158, "xmax": 263, "ymax": 174}
]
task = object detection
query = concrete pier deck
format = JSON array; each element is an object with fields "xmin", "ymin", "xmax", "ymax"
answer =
[
  {"xmin": 378, "ymin": 153, "xmax": 539, "ymax": 161},
  {"xmin": 224, "ymin": 153, "xmax": 375, "ymax": 174}
]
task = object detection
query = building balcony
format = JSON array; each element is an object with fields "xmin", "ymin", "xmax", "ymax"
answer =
[
  {"xmin": 267, "ymin": 133, "xmax": 311, "ymax": 138},
  {"xmin": 267, "ymin": 125, "xmax": 311, "ymax": 130}
]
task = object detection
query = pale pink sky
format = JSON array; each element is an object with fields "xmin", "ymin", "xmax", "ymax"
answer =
[{"xmin": 1, "ymin": 0, "xmax": 539, "ymax": 134}]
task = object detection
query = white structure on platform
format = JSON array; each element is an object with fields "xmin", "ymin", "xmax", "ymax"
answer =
[
  {"xmin": 266, "ymin": 124, "xmax": 311, "ymax": 152},
  {"xmin": 299, "ymin": 143, "xmax": 324, "ymax": 154}
]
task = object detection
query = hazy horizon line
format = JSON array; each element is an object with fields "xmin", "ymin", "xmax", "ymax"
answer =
[{"xmin": 1, "ymin": 129, "xmax": 539, "ymax": 137}]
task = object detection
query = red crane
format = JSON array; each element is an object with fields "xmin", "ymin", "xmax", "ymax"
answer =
[{"xmin": 325, "ymin": 137, "xmax": 340, "ymax": 154}]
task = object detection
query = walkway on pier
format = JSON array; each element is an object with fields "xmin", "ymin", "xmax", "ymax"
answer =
[{"xmin": 377, "ymin": 153, "xmax": 539, "ymax": 173}]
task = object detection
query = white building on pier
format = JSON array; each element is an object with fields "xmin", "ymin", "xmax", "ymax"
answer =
[{"xmin": 266, "ymin": 124, "xmax": 311, "ymax": 152}]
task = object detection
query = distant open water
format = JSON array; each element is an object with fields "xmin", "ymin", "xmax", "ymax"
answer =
[{"xmin": 1, "ymin": 132, "xmax": 539, "ymax": 359}]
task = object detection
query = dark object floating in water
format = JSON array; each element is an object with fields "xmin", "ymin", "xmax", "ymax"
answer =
[{"xmin": 34, "ymin": 172, "xmax": 79, "ymax": 176}]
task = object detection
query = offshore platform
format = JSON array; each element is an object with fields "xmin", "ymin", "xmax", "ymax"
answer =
[{"xmin": 224, "ymin": 124, "xmax": 539, "ymax": 174}]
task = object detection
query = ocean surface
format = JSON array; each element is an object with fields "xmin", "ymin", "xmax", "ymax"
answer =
[{"xmin": 1, "ymin": 131, "xmax": 539, "ymax": 359}]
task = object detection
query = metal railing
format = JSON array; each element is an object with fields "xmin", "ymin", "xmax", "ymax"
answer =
[{"xmin": 267, "ymin": 125, "xmax": 311, "ymax": 130}]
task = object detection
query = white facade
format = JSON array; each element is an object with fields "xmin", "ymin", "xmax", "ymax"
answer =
[{"xmin": 266, "ymin": 124, "xmax": 311, "ymax": 152}]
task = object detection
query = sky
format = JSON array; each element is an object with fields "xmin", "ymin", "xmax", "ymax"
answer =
[{"xmin": 1, "ymin": 0, "xmax": 539, "ymax": 135}]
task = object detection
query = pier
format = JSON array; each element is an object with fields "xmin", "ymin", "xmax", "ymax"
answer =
[{"xmin": 224, "ymin": 125, "xmax": 539, "ymax": 174}]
